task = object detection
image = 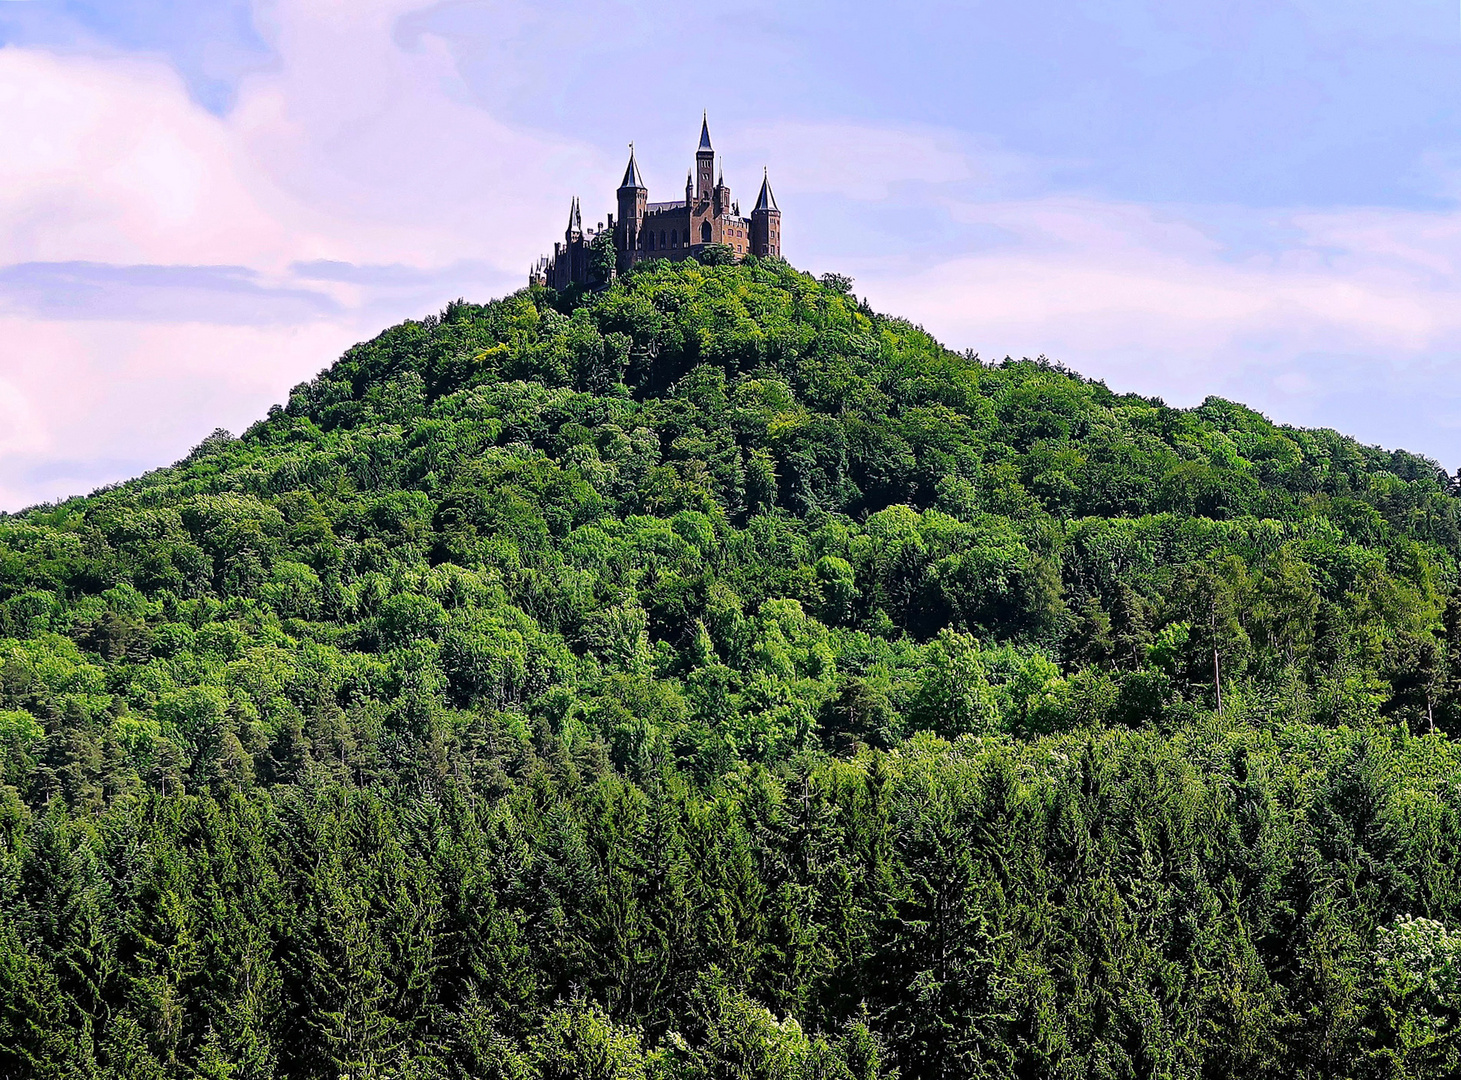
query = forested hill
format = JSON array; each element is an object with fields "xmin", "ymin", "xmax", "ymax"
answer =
[{"xmin": 5, "ymin": 256, "xmax": 1461, "ymax": 1079}]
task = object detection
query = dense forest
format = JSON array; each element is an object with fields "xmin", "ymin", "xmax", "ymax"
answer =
[{"xmin": 5, "ymin": 256, "xmax": 1461, "ymax": 1078}]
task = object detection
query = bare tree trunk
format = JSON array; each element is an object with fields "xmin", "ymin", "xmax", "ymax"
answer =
[{"xmin": 1211, "ymin": 604, "xmax": 1223, "ymax": 715}]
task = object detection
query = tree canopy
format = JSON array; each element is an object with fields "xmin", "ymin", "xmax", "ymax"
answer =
[{"xmin": 4, "ymin": 256, "xmax": 1461, "ymax": 1078}]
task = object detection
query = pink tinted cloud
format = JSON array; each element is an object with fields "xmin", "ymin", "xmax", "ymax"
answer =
[
  {"xmin": 0, "ymin": 48, "xmax": 290, "ymax": 265},
  {"xmin": 0, "ymin": 0, "xmax": 599, "ymax": 509},
  {"xmin": 0, "ymin": 315, "xmax": 359, "ymax": 510}
]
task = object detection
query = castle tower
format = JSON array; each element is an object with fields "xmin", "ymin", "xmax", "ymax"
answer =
[
  {"xmin": 750, "ymin": 169, "xmax": 780, "ymax": 258},
  {"xmin": 715, "ymin": 158, "xmax": 730, "ymax": 215},
  {"xmin": 615, "ymin": 144, "xmax": 648, "ymax": 268},
  {"xmin": 695, "ymin": 113, "xmax": 715, "ymax": 200},
  {"xmin": 565, "ymin": 196, "xmax": 583, "ymax": 243}
]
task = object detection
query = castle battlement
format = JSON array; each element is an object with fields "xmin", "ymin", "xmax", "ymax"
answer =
[{"xmin": 530, "ymin": 115, "xmax": 781, "ymax": 289}]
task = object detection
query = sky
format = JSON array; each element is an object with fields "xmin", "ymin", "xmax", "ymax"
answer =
[{"xmin": 3, "ymin": 1, "xmax": 1461, "ymax": 509}]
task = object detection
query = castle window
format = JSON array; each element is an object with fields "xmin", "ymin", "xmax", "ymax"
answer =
[
  {"xmin": 671, "ymin": 229, "xmax": 678, "ymax": 246},
  {"xmin": 647, "ymin": 231, "xmax": 655, "ymax": 250},
  {"xmin": 701, "ymin": 221, "xmax": 712, "ymax": 243},
  {"xmin": 660, "ymin": 230, "xmax": 666, "ymax": 247}
]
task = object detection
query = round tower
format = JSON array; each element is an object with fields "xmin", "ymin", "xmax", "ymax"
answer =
[
  {"xmin": 616, "ymin": 144, "xmax": 648, "ymax": 268},
  {"xmin": 750, "ymin": 168, "xmax": 781, "ymax": 258}
]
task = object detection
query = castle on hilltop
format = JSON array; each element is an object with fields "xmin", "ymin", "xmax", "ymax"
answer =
[{"xmin": 530, "ymin": 115, "xmax": 781, "ymax": 289}]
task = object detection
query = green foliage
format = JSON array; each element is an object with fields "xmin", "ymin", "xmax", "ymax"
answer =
[
  {"xmin": 1368, "ymin": 916, "xmax": 1461, "ymax": 1075},
  {"xmin": 590, "ymin": 232, "xmax": 618, "ymax": 286},
  {"xmin": 2, "ymin": 258, "xmax": 1461, "ymax": 1076},
  {"xmin": 695, "ymin": 244, "xmax": 736, "ymax": 267}
]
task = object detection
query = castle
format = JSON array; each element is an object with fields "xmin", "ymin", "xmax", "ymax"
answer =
[{"xmin": 530, "ymin": 115, "xmax": 781, "ymax": 289}]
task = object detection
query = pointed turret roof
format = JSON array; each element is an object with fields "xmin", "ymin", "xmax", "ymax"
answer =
[
  {"xmin": 619, "ymin": 144, "xmax": 645, "ymax": 189},
  {"xmin": 567, "ymin": 196, "xmax": 583, "ymax": 234},
  {"xmin": 698, "ymin": 112, "xmax": 713, "ymax": 152},
  {"xmin": 754, "ymin": 169, "xmax": 778, "ymax": 212}
]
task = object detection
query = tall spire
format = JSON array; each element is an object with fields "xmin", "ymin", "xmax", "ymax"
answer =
[
  {"xmin": 694, "ymin": 114, "xmax": 717, "ymax": 202},
  {"xmin": 619, "ymin": 143, "xmax": 645, "ymax": 189},
  {"xmin": 566, "ymin": 196, "xmax": 583, "ymax": 238},
  {"xmin": 754, "ymin": 169, "xmax": 778, "ymax": 212}
]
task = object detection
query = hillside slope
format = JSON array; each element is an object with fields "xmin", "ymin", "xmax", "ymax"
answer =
[{"xmin": 3, "ymin": 258, "xmax": 1461, "ymax": 1078}]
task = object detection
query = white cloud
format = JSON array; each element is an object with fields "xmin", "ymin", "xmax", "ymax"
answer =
[
  {"xmin": 854, "ymin": 195, "xmax": 1461, "ymax": 455},
  {"xmin": 868, "ymin": 196, "xmax": 1461, "ymax": 358}
]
